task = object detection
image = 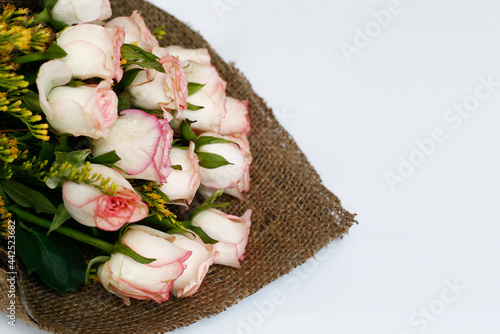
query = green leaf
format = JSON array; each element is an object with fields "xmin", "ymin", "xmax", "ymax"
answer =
[
  {"xmin": 16, "ymin": 225, "xmax": 43, "ymax": 275},
  {"xmin": 18, "ymin": 69, "xmax": 37, "ymax": 85},
  {"xmin": 181, "ymin": 120, "xmax": 198, "ymax": 142},
  {"xmin": 85, "ymin": 256, "xmax": 110, "ymax": 285},
  {"xmin": 203, "ymin": 188, "xmax": 225, "ymax": 205},
  {"xmin": 190, "ymin": 189, "xmax": 230, "ymax": 218},
  {"xmin": 49, "ymin": 233, "xmax": 87, "ymax": 291},
  {"xmin": 191, "ymin": 202, "xmax": 230, "ymax": 219},
  {"xmin": 55, "ymin": 135, "xmax": 68, "ymax": 152},
  {"xmin": 190, "ymin": 226, "xmax": 218, "ymax": 244},
  {"xmin": 47, "ymin": 204, "xmax": 71, "ymax": 236},
  {"xmin": 117, "ymin": 91, "xmax": 132, "ymax": 111},
  {"xmin": 55, "ymin": 150, "xmax": 90, "ymax": 167},
  {"xmin": 31, "ymin": 229, "xmax": 71, "ymax": 295},
  {"xmin": 196, "ymin": 136, "xmax": 236, "ymax": 148},
  {"xmin": 48, "ymin": 17, "xmax": 69, "ymax": 31},
  {"xmin": 196, "ymin": 152, "xmax": 233, "ymax": 169},
  {"xmin": 121, "ymin": 68, "xmax": 143, "ymax": 89},
  {"xmin": 172, "ymin": 164, "xmax": 182, "ymax": 171},
  {"xmin": 40, "ymin": 141, "xmax": 55, "ymax": 165},
  {"xmin": 90, "ymin": 150, "xmax": 121, "ymax": 165},
  {"xmin": 141, "ymin": 215, "xmax": 176, "ymax": 229},
  {"xmin": 14, "ymin": 43, "xmax": 67, "ymax": 65},
  {"xmin": 22, "ymin": 91, "xmax": 43, "ymax": 112},
  {"xmin": 166, "ymin": 228, "xmax": 189, "ymax": 235},
  {"xmin": 68, "ymin": 79, "xmax": 85, "ymax": 87},
  {"xmin": 113, "ymin": 242, "xmax": 156, "ymax": 264},
  {"xmin": 187, "ymin": 82, "xmax": 205, "ymax": 96},
  {"xmin": 187, "ymin": 102, "xmax": 204, "ymax": 111},
  {"xmin": 121, "ymin": 44, "xmax": 165, "ymax": 73},
  {"xmin": 1, "ymin": 179, "xmax": 58, "ymax": 214},
  {"xmin": 42, "ymin": 0, "xmax": 59, "ymax": 11}
]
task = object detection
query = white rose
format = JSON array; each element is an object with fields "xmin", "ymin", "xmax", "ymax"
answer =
[
  {"xmin": 97, "ymin": 225, "xmax": 192, "ymax": 305},
  {"xmin": 170, "ymin": 233, "xmax": 218, "ymax": 298},
  {"xmin": 199, "ymin": 133, "xmax": 252, "ymax": 201},
  {"xmin": 158, "ymin": 142, "xmax": 201, "ymax": 205},
  {"xmin": 51, "ymin": 0, "xmax": 112, "ymax": 25},
  {"xmin": 105, "ymin": 10, "xmax": 159, "ymax": 52},
  {"xmin": 219, "ymin": 97, "xmax": 251, "ymax": 136},
  {"xmin": 127, "ymin": 55, "xmax": 188, "ymax": 117},
  {"xmin": 191, "ymin": 208, "xmax": 252, "ymax": 268},
  {"xmin": 197, "ymin": 133, "xmax": 246, "ymax": 189},
  {"xmin": 92, "ymin": 109, "xmax": 174, "ymax": 183},
  {"xmin": 166, "ymin": 46, "xmax": 227, "ymax": 133},
  {"xmin": 57, "ymin": 24, "xmax": 124, "ymax": 82},
  {"xmin": 36, "ymin": 60, "xmax": 118, "ymax": 138}
]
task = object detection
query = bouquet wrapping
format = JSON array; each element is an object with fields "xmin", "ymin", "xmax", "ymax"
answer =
[{"xmin": 0, "ymin": 0, "xmax": 356, "ymax": 333}]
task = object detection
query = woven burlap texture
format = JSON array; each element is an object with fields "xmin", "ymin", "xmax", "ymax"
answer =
[{"xmin": 0, "ymin": 0, "xmax": 357, "ymax": 333}]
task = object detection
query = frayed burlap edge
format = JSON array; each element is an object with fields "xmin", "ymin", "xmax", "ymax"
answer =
[{"xmin": 0, "ymin": 1, "xmax": 357, "ymax": 333}]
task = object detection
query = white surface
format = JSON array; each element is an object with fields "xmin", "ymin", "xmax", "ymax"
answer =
[{"xmin": 3, "ymin": 0, "xmax": 500, "ymax": 333}]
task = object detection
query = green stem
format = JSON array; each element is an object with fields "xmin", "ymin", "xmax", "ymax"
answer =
[{"xmin": 7, "ymin": 206, "xmax": 114, "ymax": 254}]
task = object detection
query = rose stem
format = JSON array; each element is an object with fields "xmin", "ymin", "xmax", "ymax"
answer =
[{"xmin": 7, "ymin": 206, "xmax": 114, "ymax": 254}]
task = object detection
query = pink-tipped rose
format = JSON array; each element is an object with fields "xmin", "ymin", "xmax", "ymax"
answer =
[
  {"xmin": 51, "ymin": 0, "xmax": 112, "ymax": 25},
  {"xmin": 158, "ymin": 142, "xmax": 201, "ymax": 205},
  {"xmin": 127, "ymin": 55, "xmax": 188, "ymax": 118},
  {"xmin": 191, "ymin": 208, "xmax": 252, "ymax": 268},
  {"xmin": 219, "ymin": 97, "xmax": 251, "ymax": 136},
  {"xmin": 105, "ymin": 10, "xmax": 159, "ymax": 52},
  {"xmin": 56, "ymin": 23, "xmax": 124, "ymax": 82},
  {"xmin": 166, "ymin": 46, "xmax": 227, "ymax": 133},
  {"xmin": 36, "ymin": 60, "xmax": 118, "ymax": 139},
  {"xmin": 97, "ymin": 225, "xmax": 192, "ymax": 305},
  {"xmin": 199, "ymin": 133, "xmax": 252, "ymax": 201},
  {"xmin": 170, "ymin": 232, "xmax": 218, "ymax": 298},
  {"xmin": 92, "ymin": 109, "xmax": 174, "ymax": 184},
  {"xmin": 63, "ymin": 164, "xmax": 148, "ymax": 231},
  {"xmin": 197, "ymin": 133, "xmax": 247, "ymax": 190}
]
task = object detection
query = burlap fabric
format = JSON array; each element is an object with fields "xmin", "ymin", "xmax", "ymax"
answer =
[{"xmin": 0, "ymin": 0, "xmax": 357, "ymax": 333}]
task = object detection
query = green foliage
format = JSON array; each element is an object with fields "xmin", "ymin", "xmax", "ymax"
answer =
[
  {"xmin": 0, "ymin": 179, "xmax": 58, "ymax": 214},
  {"xmin": 121, "ymin": 43, "xmax": 165, "ymax": 73},
  {"xmin": 187, "ymin": 82, "xmax": 205, "ymax": 96},
  {"xmin": 16, "ymin": 223, "xmax": 86, "ymax": 295}
]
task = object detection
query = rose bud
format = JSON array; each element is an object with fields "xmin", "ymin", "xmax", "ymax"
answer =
[
  {"xmin": 166, "ymin": 46, "xmax": 227, "ymax": 134},
  {"xmin": 191, "ymin": 208, "xmax": 252, "ymax": 268},
  {"xmin": 197, "ymin": 132, "xmax": 246, "ymax": 190},
  {"xmin": 158, "ymin": 142, "xmax": 201, "ymax": 206},
  {"xmin": 127, "ymin": 55, "xmax": 188, "ymax": 117},
  {"xmin": 219, "ymin": 97, "xmax": 251, "ymax": 136},
  {"xmin": 97, "ymin": 225, "xmax": 192, "ymax": 305},
  {"xmin": 170, "ymin": 232, "xmax": 218, "ymax": 298},
  {"xmin": 105, "ymin": 10, "xmax": 159, "ymax": 53},
  {"xmin": 56, "ymin": 23, "xmax": 124, "ymax": 82},
  {"xmin": 93, "ymin": 109, "xmax": 174, "ymax": 184},
  {"xmin": 199, "ymin": 133, "xmax": 252, "ymax": 201},
  {"xmin": 51, "ymin": 0, "xmax": 112, "ymax": 25},
  {"xmin": 37, "ymin": 60, "xmax": 118, "ymax": 139},
  {"xmin": 63, "ymin": 164, "xmax": 149, "ymax": 231}
]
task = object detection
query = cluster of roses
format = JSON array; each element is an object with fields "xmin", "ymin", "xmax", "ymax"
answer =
[{"xmin": 37, "ymin": 0, "xmax": 252, "ymax": 305}]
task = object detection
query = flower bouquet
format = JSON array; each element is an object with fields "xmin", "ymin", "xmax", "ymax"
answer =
[{"xmin": 0, "ymin": 0, "xmax": 356, "ymax": 333}]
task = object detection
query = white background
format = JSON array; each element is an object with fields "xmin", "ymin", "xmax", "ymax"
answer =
[{"xmin": 3, "ymin": 0, "xmax": 500, "ymax": 333}]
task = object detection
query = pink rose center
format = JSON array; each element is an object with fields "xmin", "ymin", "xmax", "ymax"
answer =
[
  {"xmin": 95, "ymin": 90, "xmax": 118, "ymax": 129},
  {"xmin": 95, "ymin": 192, "xmax": 137, "ymax": 230}
]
